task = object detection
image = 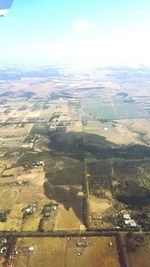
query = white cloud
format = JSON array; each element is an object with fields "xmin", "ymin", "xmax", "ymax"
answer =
[
  {"xmin": 2, "ymin": 22, "xmax": 150, "ymax": 67},
  {"xmin": 73, "ymin": 20, "xmax": 93, "ymax": 32},
  {"xmin": 0, "ymin": 9, "xmax": 9, "ymax": 16}
]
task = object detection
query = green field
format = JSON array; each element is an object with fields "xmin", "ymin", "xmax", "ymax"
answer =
[{"xmin": 82, "ymin": 98, "xmax": 148, "ymax": 120}]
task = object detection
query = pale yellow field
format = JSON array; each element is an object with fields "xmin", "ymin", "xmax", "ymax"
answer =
[
  {"xmin": 118, "ymin": 118, "xmax": 150, "ymax": 145},
  {"xmin": 89, "ymin": 195, "xmax": 112, "ymax": 214},
  {"xmin": 89, "ymin": 194, "xmax": 117, "ymax": 229},
  {"xmin": 84, "ymin": 120, "xmax": 142, "ymax": 145},
  {"xmin": 54, "ymin": 204, "xmax": 85, "ymax": 231},
  {"xmin": 66, "ymin": 121, "xmax": 82, "ymax": 133},
  {"xmin": 0, "ymin": 167, "xmax": 50, "ymax": 231},
  {"xmin": 13, "ymin": 237, "xmax": 121, "ymax": 267}
]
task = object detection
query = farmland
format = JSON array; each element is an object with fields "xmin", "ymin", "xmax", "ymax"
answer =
[
  {"xmin": 82, "ymin": 97, "xmax": 148, "ymax": 120},
  {"xmin": 12, "ymin": 236, "xmax": 120, "ymax": 267},
  {"xmin": 123, "ymin": 233, "xmax": 150, "ymax": 267},
  {"xmin": 0, "ymin": 66, "xmax": 150, "ymax": 266}
]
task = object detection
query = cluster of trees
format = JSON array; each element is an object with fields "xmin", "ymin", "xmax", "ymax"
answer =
[
  {"xmin": 125, "ymin": 232, "xmax": 145, "ymax": 252},
  {"xmin": 114, "ymin": 180, "xmax": 150, "ymax": 206}
]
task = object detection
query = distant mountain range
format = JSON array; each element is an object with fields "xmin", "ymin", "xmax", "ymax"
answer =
[{"xmin": 0, "ymin": 66, "xmax": 59, "ymax": 80}]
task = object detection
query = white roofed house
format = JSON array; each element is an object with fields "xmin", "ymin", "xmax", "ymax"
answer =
[
  {"xmin": 123, "ymin": 214, "xmax": 131, "ymax": 220},
  {"xmin": 123, "ymin": 213, "xmax": 137, "ymax": 228}
]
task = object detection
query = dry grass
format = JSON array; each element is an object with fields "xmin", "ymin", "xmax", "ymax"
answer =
[
  {"xmin": 13, "ymin": 237, "xmax": 120, "ymax": 267},
  {"xmin": 54, "ymin": 204, "xmax": 85, "ymax": 231},
  {"xmin": 0, "ymin": 168, "xmax": 50, "ymax": 231},
  {"xmin": 84, "ymin": 120, "xmax": 141, "ymax": 145}
]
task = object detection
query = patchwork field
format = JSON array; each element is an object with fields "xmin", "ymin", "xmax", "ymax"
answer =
[
  {"xmin": 82, "ymin": 97, "xmax": 149, "ymax": 120},
  {"xmin": 0, "ymin": 66, "xmax": 150, "ymax": 267},
  {"xmin": 12, "ymin": 237, "xmax": 120, "ymax": 267},
  {"xmin": 0, "ymin": 167, "xmax": 49, "ymax": 231},
  {"xmin": 84, "ymin": 120, "xmax": 142, "ymax": 145}
]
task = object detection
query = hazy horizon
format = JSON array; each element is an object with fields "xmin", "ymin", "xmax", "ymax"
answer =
[{"xmin": 0, "ymin": 0, "xmax": 150, "ymax": 67}]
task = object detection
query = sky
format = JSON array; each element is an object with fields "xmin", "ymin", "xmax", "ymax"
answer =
[
  {"xmin": 0, "ymin": 0, "xmax": 150, "ymax": 66},
  {"xmin": 0, "ymin": 0, "xmax": 13, "ymax": 9}
]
